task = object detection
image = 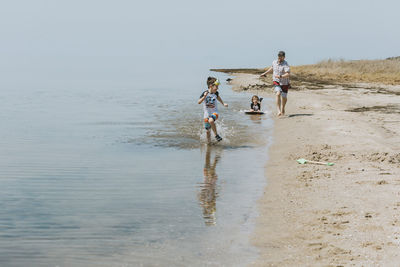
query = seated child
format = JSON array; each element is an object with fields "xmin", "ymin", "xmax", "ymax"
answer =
[{"xmin": 250, "ymin": 95, "xmax": 263, "ymax": 112}]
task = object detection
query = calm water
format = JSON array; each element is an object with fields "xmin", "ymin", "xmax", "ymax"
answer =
[{"xmin": 0, "ymin": 73, "xmax": 273, "ymax": 266}]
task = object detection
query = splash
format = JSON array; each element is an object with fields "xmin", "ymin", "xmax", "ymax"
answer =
[{"xmin": 127, "ymin": 98, "xmax": 272, "ymax": 149}]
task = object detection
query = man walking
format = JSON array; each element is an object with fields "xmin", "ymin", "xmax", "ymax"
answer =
[{"xmin": 260, "ymin": 51, "xmax": 290, "ymax": 116}]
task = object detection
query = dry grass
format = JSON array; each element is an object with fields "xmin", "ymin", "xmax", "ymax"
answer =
[
  {"xmin": 292, "ymin": 57, "xmax": 400, "ymax": 85},
  {"xmin": 211, "ymin": 57, "xmax": 400, "ymax": 96}
]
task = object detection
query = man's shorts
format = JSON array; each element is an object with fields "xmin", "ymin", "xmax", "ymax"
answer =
[
  {"xmin": 273, "ymin": 82, "xmax": 289, "ymax": 98},
  {"xmin": 204, "ymin": 113, "xmax": 218, "ymax": 130}
]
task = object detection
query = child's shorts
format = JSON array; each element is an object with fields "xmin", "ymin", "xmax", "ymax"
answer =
[{"xmin": 204, "ymin": 113, "xmax": 218, "ymax": 130}]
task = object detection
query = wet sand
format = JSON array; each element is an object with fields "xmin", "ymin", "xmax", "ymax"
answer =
[{"xmin": 228, "ymin": 73, "xmax": 400, "ymax": 266}]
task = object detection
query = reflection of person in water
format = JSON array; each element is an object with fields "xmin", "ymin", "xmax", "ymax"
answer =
[
  {"xmin": 249, "ymin": 113, "xmax": 262, "ymax": 124},
  {"xmin": 198, "ymin": 145, "xmax": 221, "ymax": 226}
]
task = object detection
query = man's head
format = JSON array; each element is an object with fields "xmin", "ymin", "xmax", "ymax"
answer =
[
  {"xmin": 278, "ymin": 51, "xmax": 285, "ymax": 62},
  {"xmin": 207, "ymin": 76, "xmax": 220, "ymax": 92}
]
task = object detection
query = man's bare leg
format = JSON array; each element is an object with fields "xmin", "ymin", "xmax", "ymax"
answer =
[
  {"xmin": 276, "ymin": 92, "xmax": 282, "ymax": 116},
  {"xmin": 281, "ymin": 96, "xmax": 287, "ymax": 115}
]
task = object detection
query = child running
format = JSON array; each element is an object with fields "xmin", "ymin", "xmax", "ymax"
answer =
[
  {"xmin": 250, "ymin": 95, "xmax": 263, "ymax": 112},
  {"xmin": 198, "ymin": 77, "xmax": 228, "ymax": 143}
]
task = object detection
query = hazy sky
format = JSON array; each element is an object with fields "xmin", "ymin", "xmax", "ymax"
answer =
[{"xmin": 1, "ymin": 0, "xmax": 399, "ymax": 89}]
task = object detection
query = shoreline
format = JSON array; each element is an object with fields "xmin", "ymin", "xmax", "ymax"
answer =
[{"xmin": 226, "ymin": 73, "xmax": 400, "ymax": 266}]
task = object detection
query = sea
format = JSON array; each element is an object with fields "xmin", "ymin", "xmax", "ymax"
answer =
[{"xmin": 0, "ymin": 70, "xmax": 274, "ymax": 266}]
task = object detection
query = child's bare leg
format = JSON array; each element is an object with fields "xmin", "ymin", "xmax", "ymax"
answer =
[
  {"xmin": 276, "ymin": 92, "xmax": 282, "ymax": 116},
  {"xmin": 206, "ymin": 130, "xmax": 211, "ymax": 143},
  {"xmin": 209, "ymin": 118, "xmax": 217, "ymax": 136},
  {"xmin": 281, "ymin": 96, "xmax": 287, "ymax": 115}
]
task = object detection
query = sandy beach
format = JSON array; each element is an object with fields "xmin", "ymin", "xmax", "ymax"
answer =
[{"xmin": 227, "ymin": 73, "xmax": 400, "ymax": 266}]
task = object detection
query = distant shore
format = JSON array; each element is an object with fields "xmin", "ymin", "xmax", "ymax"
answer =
[
  {"xmin": 212, "ymin": 56, "xmax": 400, "ymax": 87},
  {"xmin": 218, "ymin": 69, "xmax": 400, "ymax": 265}
]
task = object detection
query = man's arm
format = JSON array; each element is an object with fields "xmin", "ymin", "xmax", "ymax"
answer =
[
  {"xmin": 274, "ymin": 72, "xmax": 290, "ymax": 79},
  {"xmin": 281, "ymin": 72, "xmax": 290, "ymax": 78},
  {"xmin": 217, "ymin": 96, "xmax": 228, "ymax": 107},
  {"xmin": 281, "ymin": 65, "xmax": 290, "ymax": 78},
  {"xmin": 260, "ymin": 66, "xmax": 273, "ymax": 77}
]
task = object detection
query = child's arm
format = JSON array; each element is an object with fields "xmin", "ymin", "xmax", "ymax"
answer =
[
  {"xmin": 217, "ymin": 96, "xmax": 228, "ymax": 107},
  {"xmin": 250, "ymin": 103, "xmax": 254, "ymax": 111},
  {"xmin": 260, "ymin": 66, "xmax": 273, "ymax": 77},
  {"xmin": 198, "ymin": 91, "xmax": 208, "ymax": 104}
]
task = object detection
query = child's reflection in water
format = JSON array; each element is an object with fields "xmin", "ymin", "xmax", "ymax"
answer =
[{"xmin": 198, "ymin": 145, "xmax": 221, "ymax": 226}]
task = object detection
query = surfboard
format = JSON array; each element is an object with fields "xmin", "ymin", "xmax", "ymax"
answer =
[{"xmin": 245, "ymin": 111, "xmax": 264, "ymax": 115}]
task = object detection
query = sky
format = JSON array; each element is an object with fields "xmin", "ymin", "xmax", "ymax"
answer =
[{"xmin": 0, "ymin": 0, "xmax": 399, "ymax": 89}]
